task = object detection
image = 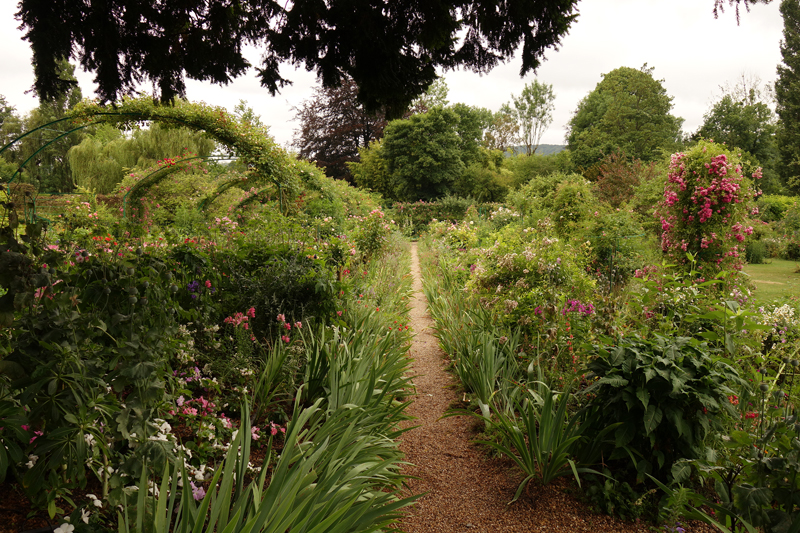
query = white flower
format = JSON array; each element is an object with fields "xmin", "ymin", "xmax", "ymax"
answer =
[
  {"xmin": 25, "ymin": 454, "xmax": 38, "ymax": 469},
  {"xmin": 54, "ymin": 524, "xmax": 74, "ymax": 533},
  {"xmin": 87, "ymin": 493, "xmax": 103, "ymax": 508},
  {"xmin": 81, "ymin": 508, "xmax": 91, "ymax": 524}
]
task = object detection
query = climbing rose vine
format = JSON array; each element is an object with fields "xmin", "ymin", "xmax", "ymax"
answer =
[{"xmin": 657, "ymin": 140, "xmax": 760, "ymax": 273}]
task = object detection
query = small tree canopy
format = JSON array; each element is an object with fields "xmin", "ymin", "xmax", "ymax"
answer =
[
  {"xmin": 292, "ymin": 79, "xmax": 387, "ymax": 182},
  {"xmin": 566, "ymin": 65, "xmax": 683, "ymax": 171}
]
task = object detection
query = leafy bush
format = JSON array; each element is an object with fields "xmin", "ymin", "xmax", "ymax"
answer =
[
  {"xmin": 453, "ymin": 163, "xmax": 510, "ymax": 202},
  {"xmin": 505, "ymin": 171, "xmax": 579, "ymax": 216},
  {"xmin": 2, "ymin": 246, "xmax": 192, "ymax": 510},
  {"xmin": 585, "ymin": 476, "xmax": 652, "ymax": 521},
  {"xmin": 784, "ymin": 239, "xmax": 800, "ymax": 260},
  {"xmin": 465, "ymin": 221, "xmax": 596, "ymax": 331},
  {"xmin": 583, "ymin": 335, "xmax": 744, "ymax": 483},
  {"xmin": 504, "ymin": 151, "xmax": 573, "ymax": 187},
  {"xmin": 746, "ymin": 240, "xmax": 767, "ymax": 264},
  {"xmin": 217, "ymin": 243, "xmax": 338, "ymax": 336},
  {"xmin": 550, "ymin": 175, "xmax": 596, "ymax": 237},
  {"xmin": 592, "ymin": 151, "xmax": 659, "ymax": 209},
  {"xmin": 776, "ymin": 200, "xmax": 800, "ymax": 235},
  {"xmin": 352, "ymin": 209, "xmax": 395, "ymax": 260},
  {"xmin": 581, "ymin": 208, "xmax": 651, "ymax": 290},
  {"xmin": 756, "ymin": 194, "xmax": 797, "ymax": 223},
  {"xmin": 391, "ymin": 197, "xmax": 496, "ymax": 236}
]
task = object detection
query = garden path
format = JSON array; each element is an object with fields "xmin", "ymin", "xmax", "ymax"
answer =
[{"xmin": 396, "ymin": 243, "xmax": 712, "ymax": 533}]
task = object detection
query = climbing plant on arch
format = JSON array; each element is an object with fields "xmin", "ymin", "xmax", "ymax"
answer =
[{"xmin": 65, "ymin": 96, "xmax": 327, "ymax": 214}]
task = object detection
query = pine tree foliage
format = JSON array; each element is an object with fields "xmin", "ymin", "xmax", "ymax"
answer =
[{"xmin": 17, "ymin": 0, "xmax": 581, "ymax": 118}]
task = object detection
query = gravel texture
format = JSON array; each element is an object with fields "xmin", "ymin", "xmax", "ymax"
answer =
[{"xmin": 396, "ymin": 243, "xmax": 714, "ymax": 533}]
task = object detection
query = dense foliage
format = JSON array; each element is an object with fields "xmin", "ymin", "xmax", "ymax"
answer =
[
  {"xmin": 776, "ymin": 0, "xmax": 800, "ymax": 194},
  {"xmin": 566, "ymin": 65, "xmax": 683, "ymax": 171},
  {"xmin": 292, "ymin": 79, "xmax": 387, "ymax": 182},
  {"xmin": 417, "ymin": 133, "xmax": 799, "ymax": 530}
]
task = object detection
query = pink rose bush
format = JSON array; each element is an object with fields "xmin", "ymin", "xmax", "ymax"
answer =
[{"xmin": 656, "ymin": 141, "xmax": 759, "ymax": 274}]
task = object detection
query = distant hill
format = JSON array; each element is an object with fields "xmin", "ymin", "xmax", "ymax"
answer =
[{"xmin": 506, "ymin": 144, "xmax": 566, "ymax": 156}]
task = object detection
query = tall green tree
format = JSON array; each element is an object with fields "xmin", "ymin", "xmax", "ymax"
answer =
[
  {"xmin": 566, "ymin": 65, "xmax": 683, "ymax": 171},
  {"xmin": 776, "ymin": 0, "xmax": 800, "ymax": 194},
  {"xmin": 0, "ymin": 97, "xmax": 22, "ymax": 179},
  {"xmin": 695, "ymin": 86, "xmax": 779, "ymax": 192},
  {"xmin": 509, "ymin": 80, "xmax": 556, "ymax": 156},
  {"xmin": 449, "ymin": 103, "xmax": 492, "ymax": 165},
  {"xmin": 381, "ymin": 107, "xmax": 465, "ymax": 201},
  {"xmin": 483, "ymin": 107, "xmax": 520, "ymax": 153}
]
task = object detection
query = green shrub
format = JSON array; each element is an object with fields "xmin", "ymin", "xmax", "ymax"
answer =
[
  {"xmin": 217, "ymin": 244, "xmax": 338, "ymax": 337},
  {"xmin": 785, "ymin": 240, "xmax": 800, "ymax": 260},
  {"xmin": 583, "ymin": 335, "xmax": 744, "ymax": 483},
  {"xmin": 580, "ymin": 208, "xmax": 652, "ymax": 289},
  {"xmin": 746, "ymin": 240, "xmax": 767, "ymax": 264},
  {"xmin": 505, "ymin": 171, "xmax": 580, "ymax": 216},
  {"xmin": 454, "ymin": 163, "xmax": 509, "ymax": 202},
  {"xmin": 756, "ymin": 194, "xmax": 797, "ymax": 222},
  {"xmin": 776, "ymin": 200, "xmax": 800, "ymax": 235},
  {"xmin": 551, "ymin": 175, "xmax": 595, "ymax": 237},
  {"xmin": 391, "ymin": 197, "xmax": 496, "ymax": 235},
  {"xmin": 504, "ymin": 151, "xmax": 573, "ymax": 187}
]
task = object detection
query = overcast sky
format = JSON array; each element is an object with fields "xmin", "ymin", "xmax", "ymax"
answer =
[{"xmin": 0, "ymin": 0, "xmax": 785, "ymax": 150}]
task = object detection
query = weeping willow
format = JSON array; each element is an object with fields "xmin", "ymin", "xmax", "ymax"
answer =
[{"xmin": 68, "ymin": 123, "xmax": 217, "ymax": 194}]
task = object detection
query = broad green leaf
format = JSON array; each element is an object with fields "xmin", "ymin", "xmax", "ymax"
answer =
[
  {"xmin": 671, "ymin": 460, "xmax": 691, "ymax": 483},
  {"xmin": 643, "ymin": 405, "xmax": 663, "ymax": 435},
  {"xmin": 727, "ymin": 430, "xmax": 752, "ymax": 446},
  {"xmin": 597, "ymin": 376, "xmax": 629, "ymax": 388},
  {"xmin": 615, "ymin": 422, "xmax": 635, "ymax": 447},
  {"xmin": 697, "ymin": 331, "xmax": 721, "ymax": 341},
  {"xmin": 636, "ymin": 387, "xmax": 650, "ymax": 410}
]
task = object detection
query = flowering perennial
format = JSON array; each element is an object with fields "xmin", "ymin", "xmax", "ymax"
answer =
[{"xmin": 657, "ymin": 141, "xmax": 759, "ymax": 272}]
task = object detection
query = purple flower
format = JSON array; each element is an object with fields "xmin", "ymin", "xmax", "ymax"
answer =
[{"xmin": 190, "ymin": 482, "xmax": 206, "ymax": 501}]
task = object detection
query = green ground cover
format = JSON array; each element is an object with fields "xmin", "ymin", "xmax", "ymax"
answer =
[{"xmin": 744, "ymin": 259, "xmax": 800, "ymax": 305}]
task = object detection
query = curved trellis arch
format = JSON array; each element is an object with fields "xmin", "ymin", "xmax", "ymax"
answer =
[
  {"xmin": 1, "ymin": 96, "xmax": 328, "ymax": 220},
  {"xmin": 234, "ymin": 186, "xmax": 278, "ymax": 212},
  {"xmin": 123, "ymin": 155, "xmax": 223, "ymax": 219},
  {"xmin": 196, "ymin": 174, "xmax": 249, "ymax": 212},
  {"xmin": 66, "ymin": 97, "xmax": 302, "ymax": 192}
]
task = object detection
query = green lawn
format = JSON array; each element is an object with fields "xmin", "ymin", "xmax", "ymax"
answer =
[{"xmin": 743, "ymin": 258, "xmax": 800, "ymax": 305}]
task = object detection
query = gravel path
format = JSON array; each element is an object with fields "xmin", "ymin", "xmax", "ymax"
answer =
[{"xmin": 396, "ymin": 243, "xmax": 713, "ymax": 533}]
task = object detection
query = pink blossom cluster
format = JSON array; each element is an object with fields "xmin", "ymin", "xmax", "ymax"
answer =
[
  {"xmin": 276, "ymin": 313, "xmax": 302, "ymax": 343},
  {"xmin": 633, "ymin": 265, "xmax": 659, "ymax": 279},
  {"xmin": 561, "ymin": 299, "xmax": 595, "ymax": 317},
  {"xmin": 171, "ymin": 395, "xmax": 216, "ymax": 417},
  {"xmin": 657, "ymin": 143, "xmax": 760, "ymax": 272},
  {"xmin": 225, "ymin": 307, "xmax": 256, "ymax": 329}
]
